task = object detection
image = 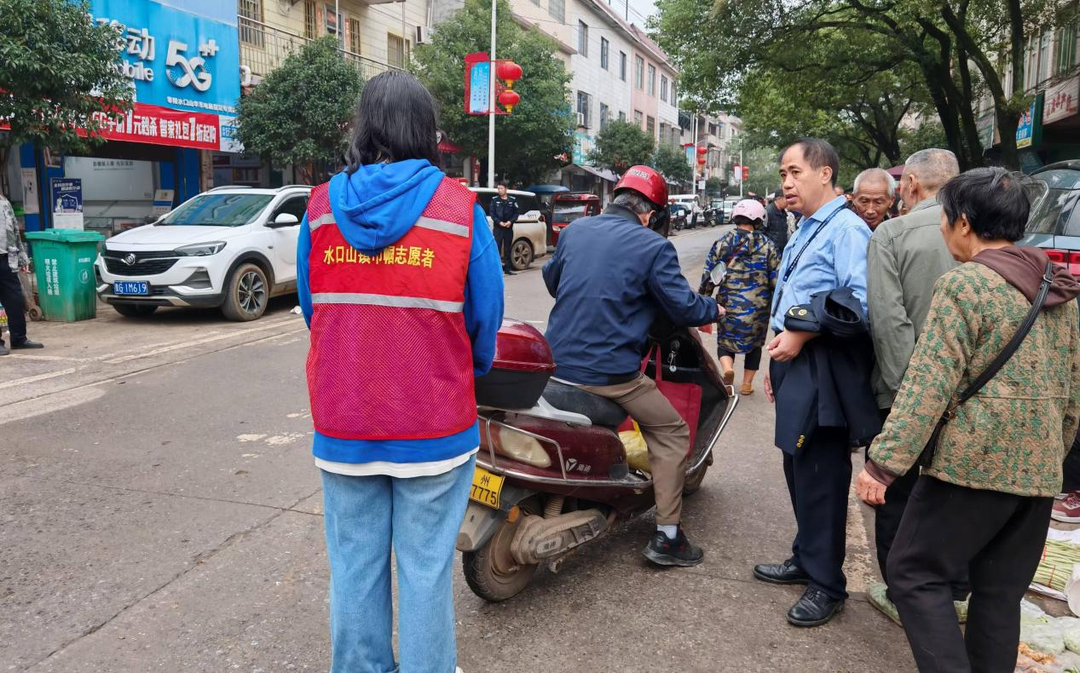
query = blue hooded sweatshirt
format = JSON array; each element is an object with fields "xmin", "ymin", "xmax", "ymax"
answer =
[{"xmin": 297, "ymin": 160, "xmax": 505, "ymax": 464}]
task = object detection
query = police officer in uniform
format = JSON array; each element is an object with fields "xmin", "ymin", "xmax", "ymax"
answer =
[{"xmin": 488, "ymin": 183, "xmax": 519, "ymax": 275}]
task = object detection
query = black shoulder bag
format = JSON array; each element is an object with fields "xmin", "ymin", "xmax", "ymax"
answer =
[{"xmin": 918, "ymin": 260, "xmax": 1054, "ymax": 467}]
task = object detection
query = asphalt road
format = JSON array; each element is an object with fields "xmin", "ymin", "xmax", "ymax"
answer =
[{"xmin": 0, "ymin": 225, "xmax": 916, "ymax": 672}]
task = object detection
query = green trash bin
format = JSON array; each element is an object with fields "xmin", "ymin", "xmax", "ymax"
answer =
[{"xmin": 25, "ymin": 229, "xmax": 106, "ymax": 322}]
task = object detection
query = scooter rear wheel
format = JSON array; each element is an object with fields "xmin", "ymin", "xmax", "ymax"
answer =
[
  {"xmin": 463, "ymin": 514, "xmax": 538, "ymax": 602},
  {"xmin": 682, "ymin": 463, "xmax": 709, "ymax": 496}
]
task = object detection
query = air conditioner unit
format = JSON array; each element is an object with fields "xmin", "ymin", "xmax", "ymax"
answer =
[
  {"xmin": 576, "ymin": 112, "xmax": 586, "ymax": 127},
  {"xmin": 240, "ymin": 65, "xmax": 253, "ymax": 87}
]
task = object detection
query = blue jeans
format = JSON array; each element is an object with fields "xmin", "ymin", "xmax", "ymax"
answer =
[{"xmin": 321, "ymin": 455, "xmax": 476, "ymax": 673}]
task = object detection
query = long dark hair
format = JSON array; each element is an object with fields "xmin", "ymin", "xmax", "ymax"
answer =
[{"xmin": 346, "ymin": 71, "xmax": 440, "ymax": 172}]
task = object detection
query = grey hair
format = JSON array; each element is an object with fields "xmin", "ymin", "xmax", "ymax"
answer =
[
  {"xmin": 904, "ymin": 149, "xmax": 960, "ymax": 192},
  {"xmin": 853, "ymin": 168, "xmax": 896, "ymax": 198},
  {"xmin": 613, "ymin": 190, "xmax": 654, "ymax": 214}
]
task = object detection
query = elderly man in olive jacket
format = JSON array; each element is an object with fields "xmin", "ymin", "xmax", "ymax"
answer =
[{"xmin": 864, "ymin": 148, "xmax": 961, "ymax": 620}]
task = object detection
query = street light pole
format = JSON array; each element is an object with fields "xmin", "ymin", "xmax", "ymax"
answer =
[
  {"xmin": 739, "ymin": 148, "xmax": 744, "ymax": 198},
  {"xmin": 487, "ymin": 0, "xmax": 497, "ymax": 188}
]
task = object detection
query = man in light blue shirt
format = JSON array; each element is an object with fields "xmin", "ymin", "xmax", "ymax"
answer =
[{"xmin": 753, "ymin": 138, "xmax": 872, "ymax": 629}]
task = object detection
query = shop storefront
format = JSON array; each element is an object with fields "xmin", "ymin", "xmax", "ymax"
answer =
[{"xmin": 7, "ymin": 0, "xmax": 241, "ymax": 234}]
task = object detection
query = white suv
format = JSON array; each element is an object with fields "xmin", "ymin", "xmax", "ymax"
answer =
[{"xmin": 96, "ymin": 185, "xmax": 311, "ymax": 321}]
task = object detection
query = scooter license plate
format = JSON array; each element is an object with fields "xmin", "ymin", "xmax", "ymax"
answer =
[{"xmin": 469, "ymin": 467, "xmax": 504, "ymax": 509}]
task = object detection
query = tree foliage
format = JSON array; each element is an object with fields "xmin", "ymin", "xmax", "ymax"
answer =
[
  {"xmin": 411, "ymin": 0, "xmax": 574, "ymax": 185},
  {"xmin": 652, "ymin": 142, "xmax": 692, "ymax": 184},
  {"xmin": 588, "ymin": 121, "xmax": 656, "ymax": 173},
  {"xmin": 234, "ymin": 37, "xmax": 363, "ymax": 183},
  {"xmin": 652, "ymin": 0, "xmax": 1070, "ymax": 170},
  {"xmin": 0, "ymin": 0, "xmax": 132, "ymax": 164}
]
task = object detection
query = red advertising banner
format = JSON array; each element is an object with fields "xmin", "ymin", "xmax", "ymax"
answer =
[{"xmin": 90, "ymin": 103, "xmax": 221, "ymax": 151}]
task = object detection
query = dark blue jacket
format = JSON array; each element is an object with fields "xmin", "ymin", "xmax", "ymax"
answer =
[
  {"xmin": 771, "ymin": 287, "xmax": 882, "ymax": 454},
  {"xmin": 488, "ymin": 195, "xmax": 519, "ymax": 224},
  {"xmin": 543, "ymin": 205, "xmax": 719, "ymax": 385}
]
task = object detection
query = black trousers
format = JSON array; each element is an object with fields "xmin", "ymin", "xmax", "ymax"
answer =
[
  {"xmin": 1063, "ymin": 429, "xmax": 1080, "ymax": 492},
  {"xmin": 889, "ymin": 476, "xmax": 1053, "ymax": 673},
  {"xmin": 868, "ymin": 409, "xmax": 970, "ymax": 601},
  {"xmin": 493, "ymin": 224, "xmax": 514, "ymax": 270},
  {"xmin": 783, "ymin": 426, "xmax": 851, "ymax": 600},
  {"xmin": 717, "ymin": 346, "xmax": 762, "ymax": 371},
  {"xmin": 0, "ymin": 257, "xmax": 27, "ymax": 344}
]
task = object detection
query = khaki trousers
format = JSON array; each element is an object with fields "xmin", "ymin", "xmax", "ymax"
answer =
[{"xmin": 579, "ymin": 375, "xmax": 690, "ymax": 525}]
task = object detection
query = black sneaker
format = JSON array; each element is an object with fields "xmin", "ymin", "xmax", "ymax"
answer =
[{"xmin": 642, "ymin": 527, "xmax": 704, "ymax": 567}]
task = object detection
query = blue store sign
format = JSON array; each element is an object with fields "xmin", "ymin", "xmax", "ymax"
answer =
[{"xmin": 89, "ymin": 0, "xmax": 241, "ymax": 116}]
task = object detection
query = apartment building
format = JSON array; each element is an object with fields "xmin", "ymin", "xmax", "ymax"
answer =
[
  {"xmin": 679, "ymin": 111, "xmax": 741, "ymax": 189},
  {"xmin": 629, "ymin": 26, "xmax": 679, "ymax": 147},
  {"xmin": 977, "ymin": 15, "xmax": 1079, "ymax": 168}
]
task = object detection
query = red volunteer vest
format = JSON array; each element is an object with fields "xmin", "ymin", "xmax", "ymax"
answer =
[{"xmin": 305, "ymin": 177, "xmax": 477, "ymax": 440}]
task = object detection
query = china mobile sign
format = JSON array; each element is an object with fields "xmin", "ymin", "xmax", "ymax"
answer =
[{"xmin": 89, "ymin": 0, "xmax": 241, "ymax": 151}]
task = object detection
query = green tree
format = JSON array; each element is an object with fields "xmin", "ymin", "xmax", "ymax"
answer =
[
  {"xmin": 652, "ymin": 142, "xmax": 692, "ymax": 184},
  {"xmin": 652, "ymin": 0, "xmax": 1068, "ymax": 170},
  {"xmin": 411, "ymin": 0, "xmax": 574, "ymax": 185},
  {"xmin": 234, "ymin": 37, "xmax": 363, "ymax": 184},
  {"xmin": 705, "ymin": 176, "xmax": 723, "ymax": 195},
  {"xmin": 0, "ymin": 0, "xmax": 132, "ymax": 167},
  {"xmin": 588, "ymin": 121, "xmax": 655, "ymax": 173}
]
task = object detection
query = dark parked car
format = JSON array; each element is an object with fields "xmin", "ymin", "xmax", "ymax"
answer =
[{"xmin": 1019, "ymin": 160, "xmax": 1080, "ymax": 274}]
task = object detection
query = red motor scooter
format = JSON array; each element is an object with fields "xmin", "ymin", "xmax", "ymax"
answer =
[{"xmin": 456, "ymin": 319, "xmax": 738, "ymax": 602}]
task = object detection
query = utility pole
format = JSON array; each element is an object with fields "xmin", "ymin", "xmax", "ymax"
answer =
[
  {"xmin": 739, "ymin": 148, "xmax": 744, "ymax": 198},
  {"xmin": 487, "ymin": 0, "xmax": 497, "ymax": 188},
  {"xmin": 691, "ymin": 111, "xmax": 698, "ymax": 202}
]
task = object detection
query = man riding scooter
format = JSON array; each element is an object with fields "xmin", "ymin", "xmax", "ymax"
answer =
[{"xmin": 542, "ymin": 165, "xmax": 722, "ymax": 566}]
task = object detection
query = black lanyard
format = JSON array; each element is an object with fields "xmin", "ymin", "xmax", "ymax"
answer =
[
  {"xmin": 780, "ymin": 206, "xmax": 844, "ymax": 284},
  {"xmin": 771, "ymin": 205, "xmax": 844, "ymax": 321}
]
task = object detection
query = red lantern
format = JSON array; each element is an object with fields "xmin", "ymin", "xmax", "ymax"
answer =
[
  {"xmin": 499, "ymin": 89, "xmax": 521, "ymax": 113},
  {"xmin": 697, "ymin": 157, "xmax": 706, "ymax": 165},
  {"xmin": 497, "ymin": 61, "xmax": 523, "ymax": 89},
  {"xmin": 696, "ymin": 146, "xmax": 708, "ymax": 155}
]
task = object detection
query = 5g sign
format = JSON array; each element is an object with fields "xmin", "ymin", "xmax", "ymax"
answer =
[{"xmin": 165, "ymin": 39, "xmax": 218, "ymax": 93}]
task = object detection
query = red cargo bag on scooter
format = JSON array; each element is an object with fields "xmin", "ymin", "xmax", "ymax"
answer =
[{"xmin": 618, "ymin": 344, "xmax": 702, "ymax": 455}]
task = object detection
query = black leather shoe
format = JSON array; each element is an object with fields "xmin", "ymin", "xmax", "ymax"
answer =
[
  {"xmin": 642, "ymin": 527, "xmax": 704, "ymax": 567},
  {"xmin": 11, "ymin": 339, "xmax": 43, "ymax": 349},
  {"xmin": 753, "ymin": 559, "xmax": 810, "ymax": 585},
  {"xmin": 787, "ymin": 587, "xmax": 845, "ymax": 627}
]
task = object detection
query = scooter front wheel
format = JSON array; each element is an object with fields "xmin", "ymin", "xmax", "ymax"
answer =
[{"xmin": 462, "ymin": 514, "xmax": 538, "ymax": 602}]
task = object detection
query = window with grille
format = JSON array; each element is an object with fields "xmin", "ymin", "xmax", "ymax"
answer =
[
  {"xmin": 600, "ymin": 38, "xmax": 609, "ymax": 69},
  {"xmin": 304, "ymin": 1, "xmax": 317, "ymax": 39},
  {"xmin": 348, "ymin": 18, "xmax": 361, "ymax": 54},
  {"xmin": 634, "ymin": 110, "xmax": 643, "ymax": 126},
  {"xmin": 1059, "ymin": 22, "xmax": 1078, "ymax": 75},
  {"xmin": 549, "ymin": 0, "xmax": 565, "ymax": 24},
  {"xmin": 388, "ymin": 34, "xmax": 407, "ymax": 68},
  {"xmin": 1039, "ymin": 29, "xmax": 1054, "ymax": 83},
  {"xmin": 576, "ymin": 91, "xmax": 591, "ymax": 128},
  {"xmin": 619, "ymin": 110, "xmax": 627, "ymax": 122},
  {"xmin": 647, "ymin": 116, "xmax": 655, "ymax": 135},
  {"xmin": 635, "ymin": 56, "xmax": 644, "ymax": 89},
  {"xmin": 599, "ymin": 103, "xmax": 609, "ymax": 130},
  {"xmin": 620, "ymin": 52, "xmax": 627, "ymax": 81},
  {"xmin": 660, "ymin": 75, "xmax": 668, "ymax": 102},
  {"xmin": 239, "ymin": 0, "xmax": 264, "ymax": 46},
  {"xmin": 647, "ymin": 64, "xmax": 656, "ymax": 96},
  {"xmin": 578, "ymin": 22, "xmax": 589, "ymax": 56}
]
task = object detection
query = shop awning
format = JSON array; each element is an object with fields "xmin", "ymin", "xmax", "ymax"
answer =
[
  {"xmin": 438, "ymin": 139, "xmax": 464, "ymax": 154},
  {"xmin": 575, "ymin": 164, "xmax": 618, "ymax": 183}
]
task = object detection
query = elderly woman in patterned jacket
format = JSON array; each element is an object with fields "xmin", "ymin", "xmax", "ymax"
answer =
[
  {"xmin": 699, "ymin": 199, "xmax": 780, "ymax": 395},
  {"xmin": 857, "ymin": 168, "xmax": 1080, "ymax": 672}
]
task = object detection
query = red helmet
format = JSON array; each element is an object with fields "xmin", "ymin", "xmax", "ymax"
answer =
[{"xmin": 614, "ymin": 165, "xmax": 668, "ymax": 208}]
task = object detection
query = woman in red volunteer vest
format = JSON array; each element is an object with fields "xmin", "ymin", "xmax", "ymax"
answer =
[{"xmin": 297, "ymin": 71, "xmax": 504, "ymax": 673}]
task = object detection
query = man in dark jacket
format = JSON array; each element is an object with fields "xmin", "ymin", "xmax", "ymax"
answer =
[
  {"xmin": 764, "ymin": 190, "xmax": 791, "ymax": 251},
  {"xmin": 543, "ymin": 165, "xmax": 720, "ymax": 568},
  {"xmin": 488, "ymin": 183, "xmax": 518, "ymax": 275}
]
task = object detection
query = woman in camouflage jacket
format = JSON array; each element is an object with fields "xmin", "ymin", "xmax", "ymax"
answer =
[
  {"xmin": 698, "ymin": 199, "xmax": 779, "ymax": 396},
  {"xmin": 856, "ymin": 168, "xmax": 1080, "ymax": 673}
]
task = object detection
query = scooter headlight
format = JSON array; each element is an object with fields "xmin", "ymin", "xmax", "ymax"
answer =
[{"xmin": 491, "ymin": 426, "xmax": 552, "ymax": 468}]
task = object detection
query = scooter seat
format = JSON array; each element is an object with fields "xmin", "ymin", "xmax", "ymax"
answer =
[{"xmin": 542, "ymin": 380, "xmax": 629, "ymax": 429}]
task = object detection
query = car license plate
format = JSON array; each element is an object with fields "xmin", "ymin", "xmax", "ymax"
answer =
[
  {"xmin": 469, "ymin": 467, "xmax": 504, "ymax": 509},
  {"xmin": 113, "ymin": 281, "xmax": 149, "ymax": 296}
]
